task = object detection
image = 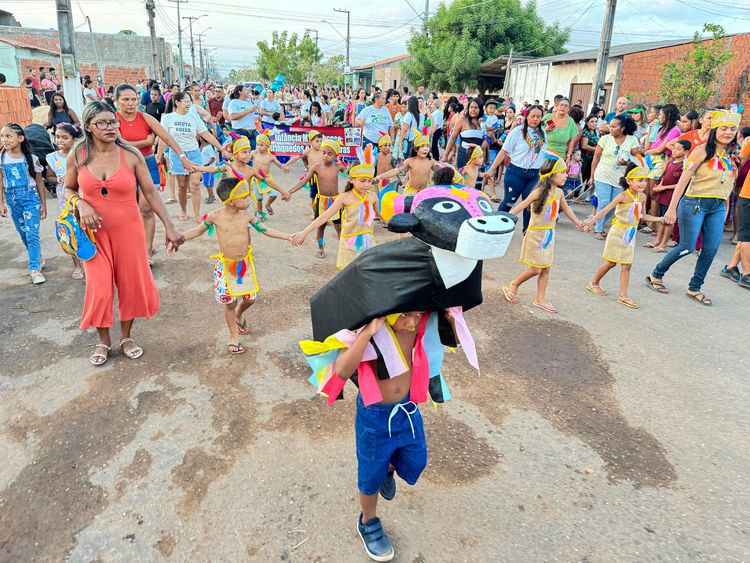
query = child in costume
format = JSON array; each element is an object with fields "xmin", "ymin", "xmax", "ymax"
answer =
[
  {"xmin": 179, "ymin": 176, "xmax": 292, "ymax": 354},
  {"xmin": 432, "ymin": 162, "xmax": 465, "ymax": 186},
  {"xmin": 286, "ymin": 130, "xmax": 324, "ymax": 214},
  {"xmin": 200, "ymin": 135, "xmax": 217, "ymax": 204},
  {"xmin": 375, "ymin": 134, "xmax": 397, "ymax": 195},
  {"xmin": 251, "ymin": 130, "xmax": 290, "ymax": 217},
  {"xmin": 45, "ymin": 123, "xmax": 83, "ymax": 279},
  {"xmin": 300, "ymin": 185, "xmax": 518, "ymax": 562},
  {"xmin": 584, "ymin": 161, "xmax": 663, "ymax": 309},
  {"xmin": 291, "ymin": 146, "xmax": 380, "ymax": 270},
  {"xmin": 288, "ymin": 138, "xmax": 348, "ymax": 258},
  {"xmin": 374, "ymin": 131, "xmax": 436, "ymax": 196},
  {"xmin": 197, "ymin": 136, "xmax": 290, "ymax": 221},
  {"xmin": 460, "ymin": 144, "xmax": 484, "ymax": 189},
  {"xmin": 648, "ymin": 139, "xmax": 689, "ymax": 252},
  {"xmin": 502, "ymin": 156, "xmax": 586, "ymax": 313},
  {"xmin": 0, "ymin": 123, "xmax": 48, "ymax": 285}
]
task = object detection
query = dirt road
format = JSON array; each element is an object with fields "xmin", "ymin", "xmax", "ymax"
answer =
[{"xmin": 1, "ymin": 164, "xmax": 748, "ymax": 562}]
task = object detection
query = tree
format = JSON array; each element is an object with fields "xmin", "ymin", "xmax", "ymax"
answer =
[
  {"xmin": 118, "ymin": 29, "xmax": 136, "ymax": 36},
  {"xmin": 403, "ymin": 0, "xmax": 568, "ymax": 94},
  {"xmin": 225, "ymin": 66, "xmax": 262, "ymax": 84},
  {"xmin": 657, "ymin": 24, "xmax": 733, "ymax": 112},
  {"xmin": 310, "ymin": 55, "xmax": 345, "ymax": 86},
  {"xmin": 256, "ymin": 31, "xmax": 321, "ymax": 84}
]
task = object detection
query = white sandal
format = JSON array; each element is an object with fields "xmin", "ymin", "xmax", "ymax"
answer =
[
  {"xmin": 90, "ymin": 343, "xmax": 110, "ymax": 366},
  {"xmin": 120, "ymin": 338, "xmax": 144, "ymax": 360}
]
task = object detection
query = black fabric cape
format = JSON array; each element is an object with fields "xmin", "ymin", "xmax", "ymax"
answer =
[{"xmin": 310, "ymin": 237, "xmax": 482, "ymax": 340}]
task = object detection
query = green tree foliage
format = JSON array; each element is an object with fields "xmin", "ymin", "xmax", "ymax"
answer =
[
  {"xmin": 657, "ymin": 24, "xmax": 733, "ymax": 112},
  {"xmin": 311, "ymin": 55, "xmax": 345, "ymax": 86},
  {"xmin": 403, "ymin": 0, "xmax": 568, "ymax": 93},
  {"xmin": 117, "ymin": 29, "xmax": 136, "ymax": 35},
  {"xmin": 225, "ymin": 66, "xmax": 262, "ymax": 84},
  {"xmin": 256, "ymin": 31, "xmax": 321, "ymax": 84}
]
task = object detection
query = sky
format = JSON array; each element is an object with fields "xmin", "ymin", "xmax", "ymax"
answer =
[{"xmin": 4, "ymin": 0, "xmax": 750, "ymax": 77}]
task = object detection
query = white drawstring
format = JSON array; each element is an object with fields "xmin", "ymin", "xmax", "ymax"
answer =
[{"xmin": 387, "ymin": 401, "xmax": 418, "ymax": 438}]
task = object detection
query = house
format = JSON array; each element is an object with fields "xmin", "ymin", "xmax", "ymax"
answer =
[
  {"xmin": 489, "ymin": 34, "xmax": 750, "ymax": 118},
  {"xmin": 0, "ymin": 23, "xmax": 175, "ymax": 87},
  {"xmin": 347, "ymin": 54, "xmax": 411, "ymax": 91}
]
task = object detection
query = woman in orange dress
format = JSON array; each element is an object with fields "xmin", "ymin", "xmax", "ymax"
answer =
[{"xmin": 64, "ymin": 101, "xmax": 184, "ymax": 365}]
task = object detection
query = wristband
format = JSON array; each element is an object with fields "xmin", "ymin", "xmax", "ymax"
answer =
[{"xmin": 179, "ymin": 153, "xmax": 187, "ymax": 159}]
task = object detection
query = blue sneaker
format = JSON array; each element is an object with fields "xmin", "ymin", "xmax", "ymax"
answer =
[
  {"xmin": 379, "ymin": 471, "xmax": 396, "ymax": 501},
  {"xmin": 357, "ymin": 514, "xmax": 394, "ymax": 562},
  {"xmin": 720, "ymin": 265, "xmax": 741, "ymax": 282},
  {"xmin": 739, "ymin": 274, "xmax": 750, "ymax": 289}
]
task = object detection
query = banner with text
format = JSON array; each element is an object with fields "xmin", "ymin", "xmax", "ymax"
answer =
[{"xmin": 269, "ymin": 124, "xmax": 363, "ymax": 159}]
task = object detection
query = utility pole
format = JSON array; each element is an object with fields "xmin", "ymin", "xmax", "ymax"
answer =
[
  {"xmin": 145, "ymin": 0, "xmax": 160, "ymax": 80},
  {"xmin": 305, "ymin": 28, "xmax": 319, "ymax": 51},
  {"xmin": 84, "ymin": 17, "xmax": 103, "ymax": 87},
  {"xmin": 167, "ymin": 0, "xmax": 187, "ymax": 87},
  {"xmin": 589, "ymin": 0, "xmax": 617, "ymax": 112},
  {"xmin": 423, "ymin": 0, "xmax": 429, "ymax": 35},
  {"xmin": 55, "ymin": 0, "xmax": 83, "ymax": 116},
  {"xmin": 183, "ymin": 16, "xmax": 197, "ymax": 82},
  {"xmin": 333, "ymin": 8, "xmax": 350, "ymax": 70}
]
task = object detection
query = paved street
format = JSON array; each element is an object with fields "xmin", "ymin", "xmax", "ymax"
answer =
[{"xmin": 1, "ymin": 163, "xmax": 748, "ymax": 562}]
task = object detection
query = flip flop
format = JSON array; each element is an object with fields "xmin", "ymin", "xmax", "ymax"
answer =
[
  {"xmin": 490, "ymin": 196, "xmax": 501, "ymax": 203},
  {"xmin": 178, "ymin": 211, "xmax": 188, "ymax": 221},
  {"xmin": 266, "ymin": 207, "xmax": 275, "ymax": 216},
  {"xmin": 594, "ymin": 232, "xmax": 606, "ymax": 240},
  {"xmin": 89, "ymin": 343, "xmax": 110, "ymax": 366},
  {"xmin": 586, "ymin": 281, "xmax": 607, "ymax": 296},
  {"xmin": 532, "ymin": 301, "xmax": 558, "ymax": 313},
  {"xmin": 227, "ymin": 343, "xmax": 245, "ymax": 355},
  {"xmin": 236, "ymin": 319, "xmax": 249, "ymax": 335},
  {"xmin": 643, "ymin": 241, "xmax": 656, "ymax": 248},
  {"xmin": 316, "ymin": 248, "xmax": 326, "ymax": 259},
  {"xmin": 72, "ymin": 269, "xmax": 84, "ymax": 279},
  {"xmin": 120, "ymin": 338, "xmax": 144, "ymax": 360},
  {"xmin": 686, "ymin": 291, "xmax": 712, "ymax": 306},
  {"xmin": 645, "ymin": 276, "xmax": 668, "ymax": 294},
  {"xmin": 502, "ymin": 285, "xmax": 519, "ymax": 304},
  {"xmin": 617, "ymin": 296, "xmax": 640, "ymax": 309}
]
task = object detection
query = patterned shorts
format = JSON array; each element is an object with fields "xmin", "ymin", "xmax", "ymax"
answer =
[{"xmin": 213, "ymin": 259, "xmax": 256, "ymax": 304}]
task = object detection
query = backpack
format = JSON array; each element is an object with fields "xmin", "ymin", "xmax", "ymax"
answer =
[
  {"xmin": 55, "ymin": 195, "xmax": 97, "ymax": 261},
  {"xmin": 23, "ymin": 124, "xmax": 55, "ymax": 168}
]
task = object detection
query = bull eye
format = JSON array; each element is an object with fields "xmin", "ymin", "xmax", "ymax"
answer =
[
  {"xmin": 477, "ymin": 199, "xmax": 493, "ymax": 213},
  {"xmin": 433, "ymin": 201, "xmax": 461, "ymax": 213}
]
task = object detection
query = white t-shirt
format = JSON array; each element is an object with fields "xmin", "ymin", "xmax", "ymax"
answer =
[
  {"xmin": 260, "ymin": 99, "xmax": 282, "ymax": 123},
  {"xmin": 227, "ymin": 98, "xmax": 258, "ymax": 130},
  {"xmin": 1, "ymin": 153, "xmax": 43, "ymax": 188},
  {"xmin": 402, "ymin": 112, "xmax": 425, "ymax": 141},
  {"xmin": 160, "ymin": 112, "xmax": 207, "ymax": 153},
  {"xmin": 201, "ymin": 145, "xmax": 216, "ymax": 167},
  {"xmin": 502, "ymin": 126, "xmax": 547, "ymax": 170},
  {"xmin": 431, "ymin": 109, "xmax": 444, "ymax": 129},
  {"xmin": 301, "ymin": 100, "xmax": 312, "ymax": 118},
  {"xmin": 357, "ymin": 105, "xmax": 394, "ymax": 142},
  {"xmin": 83, "ymin": 88, "xmax": 98, "ymax": 102},
  {"xmin": 594, "ymin": 134, "xmax": 639, "ymax": 186}
]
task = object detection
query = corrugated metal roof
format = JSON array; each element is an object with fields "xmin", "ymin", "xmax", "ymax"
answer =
[
  {"xmin": 526, "ymin": 38, "xmax": 699, "ymax": 64},
  {"xmin": 353, "ymin": 54, "xmax": 410, "ymax": 71}
]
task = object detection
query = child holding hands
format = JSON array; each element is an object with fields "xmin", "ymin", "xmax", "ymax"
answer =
[
  {"xmin": 179, "ymin": 177, "xmax": 293, "ymax": 354},
  {"xmin": 502, "ymin": 156, "xmax": 586, "ymax": 313},
  {"xmin": 585, "ymin": 162, "xmax": 663, "ymax": 308}
]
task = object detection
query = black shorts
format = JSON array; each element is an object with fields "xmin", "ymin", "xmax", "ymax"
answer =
[{"xmin": 738, "ymin": 196, "xmax": 750, "ymax": 242}]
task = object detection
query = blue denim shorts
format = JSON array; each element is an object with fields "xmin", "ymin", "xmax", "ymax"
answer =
[
  {"xmin": 355, "ymin": 393, "xmax": 427, "ymax": 495},
  {"xmin": 168, "ymin": 149, "xmax": 203, "ymax": 175},
  {"xmin": 144, "ymin": 154, "xmax": 160, "ymax": 186}
]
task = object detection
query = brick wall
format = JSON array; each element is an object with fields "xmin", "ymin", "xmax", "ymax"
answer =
[
  {"xmin": 18, "ymin": 57, "xmax": 60, "ymax": 78},
  {"xmin": 0, "ymin": 86, "xmax": 33, "ymax": 127},
  {"xmin": 620, "ymin": 33, "xmax": 750, "ymax": 122}
]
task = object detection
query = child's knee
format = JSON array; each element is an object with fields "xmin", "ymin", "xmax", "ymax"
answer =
[
  {"xmin": 241, "ymin": 295, "xmax": 255, "ymax": 305},
  {"xmin": 530, "ymin": 267, "xmax": 543, "ymax": 275}
]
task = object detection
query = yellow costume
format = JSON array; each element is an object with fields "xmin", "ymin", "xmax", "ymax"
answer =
[
  {"xmin": 602, "ymin": 189, "xmax": 641, "ymax": 264},
  {"xmin": 337, "ymin": 190, "xmax": 375, "ymax": 270},
  {"xmin": 211, "ymin": 247, "xmax": 259, "ymax": 304},
  {"xmin": 313, "ymin": 192, "xmax": 341, "ymax": 222},
  {"xmin": 519, "ymin": 187, "xmax": 563, "ymax": 268}
]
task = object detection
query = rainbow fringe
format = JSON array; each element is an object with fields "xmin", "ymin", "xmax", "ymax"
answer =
[
  {"xmin": 229, "ymin": 258, "xmax": 248, "ymax": 284},
  {"xmin": 544, "ymin": 199, "xmax": 559, "ymax": 222},
  {"xmin": 345, "ymin": 233, "xmax": 371, "ymax": 252},
  {"xmin": 622, "ymin": 227, "xmax": 637, "ymax": 245},
  {"xmin": 538, "ymin": 229, "xmax": 554, "ymax": 250}
]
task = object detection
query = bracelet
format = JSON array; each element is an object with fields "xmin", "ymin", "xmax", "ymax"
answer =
[{"xmin": 179, "ymin": 153, "xmax": 187, "ymax": 159}]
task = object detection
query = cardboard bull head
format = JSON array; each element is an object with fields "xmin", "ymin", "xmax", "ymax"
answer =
[{"xmin": 309, "ymin": 185, "xmax": 517, "ymax": 340}]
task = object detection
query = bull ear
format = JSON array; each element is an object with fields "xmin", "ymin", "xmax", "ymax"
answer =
[
  {"xmin": 403, "ymin": 196, "xmax": 413, "ymax": 213},
  {"xmin": 387, "ymin": 213, "xmax": 419, "ymax": 233}
]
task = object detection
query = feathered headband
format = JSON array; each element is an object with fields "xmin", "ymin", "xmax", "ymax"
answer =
[
  {"xmin": 538, "ymin": 150, "xmax": 567, "ymax": 179},
  {"xmin": 377, "ymin": 134, "xmax": 392, "ymax": 147},
  {"xmin": 350, "ymin": 144, "xmax": 375, "ymax": 178},
  {"xmin": 626, "ymin": 154, "xmax": 650, "ymax": 179},
  {"xmin": 413, "ymin": 128, "xmax": 429, "ymax": 148}
]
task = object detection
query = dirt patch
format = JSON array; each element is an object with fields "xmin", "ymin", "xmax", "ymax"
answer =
[
  {"xmin": 422, "ymin": 412, "xmax": 501, "ymax": 486},
  {"xmin": 115, "ymin": 448, "xmax": 153, "ymax": 498},
  {"xmin": 266, "ymin": 397, "xmax": 354, "ymax": 436},
  {"xmin": 171, "ymin": 446, "xmax": 231, "ymax": 512},
  {"xmin": 154, "ymin": 531, "xmax": 176, "ymax": 557},
  {"xmin": 462, "ymin": 293, "xmax": 677, "ymax": 488}
]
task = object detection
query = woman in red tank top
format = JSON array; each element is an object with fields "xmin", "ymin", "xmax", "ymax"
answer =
[
  {"xmin": 114, "ymin": 83, "xmax": 197, "ymax": 263},
  {"xmin": 63, "ymin": 101, "xmax": 184, "ymax": 366}
]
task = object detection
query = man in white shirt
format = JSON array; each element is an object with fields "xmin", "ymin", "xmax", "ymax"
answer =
[
  {"xmin": 355, "ymin": 91, "xmax": 394, "ymax": 149},
  {"xmin": 228, "ymin": 85, "xmax": 259, "ymax": 148}
]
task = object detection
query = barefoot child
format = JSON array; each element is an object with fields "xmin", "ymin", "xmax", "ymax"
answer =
[
  {"xmin": 45, "ymin": 123, "xmax": 84, "ymax": 279},
  {"xmin": 584, "ymin": 162, "xmax": 663, "ymax": 308},
  {"xmin": 180, "ymin": 177, "xmax": 292, "ymax": 354},
  {"xmin": 375, "ymin": 134, "xmax": 396, "ymax": 194},
  {"xmin": 198, "ymin": 137, "xmax": 289, "ymax": 221},
  {"xmin": 251, "ymin": 131, "xmax": 290, "ymax": 217},
  {"xmin": 373, "ymin": 131, "xmax": 436, "ymax": 196},
  {"xmin": 291, "ymin": 151, "xmax": 379, "ymax": 269},
  {"xmin": 288, "ymin": 138, "xmax": 347, "ymax": 257},
  {"xmin": 286, "ymin": 130, "xmax": 324, "ymax": 212},
  {"xmin": 0, "ymin": 123, "xmax": 48, "ymax": 284},
  {"xmin": 460, "ymin": 144, "xmax": 484, "ymax": 189},
  {"xmin": 648, "ymin": 139, "xmax": 689, "ymax": 252},
  {"xmin": 501, "ymin": 157, "xmax": 586, "ymax": 313},
  {"xmin": 199, "ymin": 135, "xmax": 217, "ymax": 204}
]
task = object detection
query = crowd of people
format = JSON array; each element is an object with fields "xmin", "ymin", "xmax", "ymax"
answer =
[{"xmin": 2, "ymin": 70, "xmax": 749, "ymax": 562}]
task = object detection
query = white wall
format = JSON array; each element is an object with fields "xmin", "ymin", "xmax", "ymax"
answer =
[
  {"xmin": 0, "ymin": 42, "xmax": 19, "ymax": 85},
  {"xmin": 507, "ymin": 59, "xmax": 620, "ymax": 109}
]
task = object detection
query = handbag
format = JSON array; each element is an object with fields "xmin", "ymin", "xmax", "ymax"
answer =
[{"xmin": 55, "ymin": 194, "xmax": 97, "ymax": 261}]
